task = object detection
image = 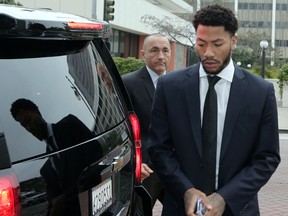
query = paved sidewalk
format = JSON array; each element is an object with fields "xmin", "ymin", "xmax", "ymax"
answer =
[
  {"xmin": 153, "ymin": 103, "xmax": 288, "ymax": 215},
  {"xmin": 278, "ymin": 106, "xmax": 288, "ymax": 131},
  {"xmin": 258, "ymin": 134, "xmax": 288, "ymax": 215}
]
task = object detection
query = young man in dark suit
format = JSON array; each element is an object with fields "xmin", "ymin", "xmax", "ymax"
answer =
[
  {"xmin": 10, "ymin": 98, "xmax": 102, "ymax": 215},
  {"xmin": 122, "ymin": 33, "xmax": 171, "ymax": 207},
  {"xmin": 147, "ymin": 4, "xmax": 280, "ymax": 216}
]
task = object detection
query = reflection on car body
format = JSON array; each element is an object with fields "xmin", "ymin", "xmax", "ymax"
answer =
[
  {"xmin": 11, "ymin": 98, "xmax": 104, "ymax": 215},
  {"xmin": 0, "ymin": 4, "xmax": 151, "ymax": 216},
  {"xmin": 21, "ymin": 191, "xmax": 47, "ymax": 207}
]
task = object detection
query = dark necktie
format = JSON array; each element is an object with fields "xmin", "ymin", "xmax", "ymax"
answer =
[{"xmin": 202, "ymin": 75, "xmax": 221, "ymax": 195}]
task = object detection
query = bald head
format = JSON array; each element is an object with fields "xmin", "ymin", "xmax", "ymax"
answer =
[{"xmin": 141, "ymin": 34, "xmax": 171, "ymax": 75}]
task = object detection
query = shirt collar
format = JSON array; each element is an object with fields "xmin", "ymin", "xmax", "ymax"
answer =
[
  {"xmin": 46, "ymin": 123, "xmax": 54, "ymax": 139},
  {"xmin": 146, "ymin": 66, "xmax": 166, "ymax": 87},
  {"xmin": 199, "ymin": 59, "xmax": 234, "ymax": 82}
]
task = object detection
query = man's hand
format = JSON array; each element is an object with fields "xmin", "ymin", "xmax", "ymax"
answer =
[
  {"xmin": 141, "ymin": 163, "xmax": 153, "ymax": 182},
  {"xmin": 204, "ymin": 193, "xmax": 225, "ymax": 216},
  {"xmin": 184, "ymin": 188, "xmax": 211, "ymax": 216}
]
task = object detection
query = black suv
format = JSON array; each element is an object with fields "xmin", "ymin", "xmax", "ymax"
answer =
[{"xmin": 0, "ymin": 4, "xmax": 151, "ymax": 216}]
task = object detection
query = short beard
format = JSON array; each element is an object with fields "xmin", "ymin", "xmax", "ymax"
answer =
[{"xmin": 199, "ymin": 51, "xmax": 231, "ymax": 75}]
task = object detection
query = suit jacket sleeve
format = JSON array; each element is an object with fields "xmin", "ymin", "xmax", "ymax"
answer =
[
  {"xmin": 217, "ymin": 80, "xmax": 281, "ymax": 215},
  {"xmin": 147, "ymin": 74, "xmax": 195, "ymax": 205}
]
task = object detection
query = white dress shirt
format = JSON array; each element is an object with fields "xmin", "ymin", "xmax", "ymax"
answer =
[
  {"xmin": 199, "ymin": 59, "xmax": 234, "ymax": 189},
  {"xmin": 146, "ymin": 66, "xmax": 166, "ymax": 89},
  {"xmin": 45, "ymin": 123, "xmax": 58, "ymax": 149},
  {"xmin": 45, "ymin": 123, "xmax": 61, "ymax": 175}
]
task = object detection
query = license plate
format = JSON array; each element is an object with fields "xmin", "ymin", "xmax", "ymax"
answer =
[{"xmin": 91, "ymin": 178, "xmax": 113, "ymax": 216}]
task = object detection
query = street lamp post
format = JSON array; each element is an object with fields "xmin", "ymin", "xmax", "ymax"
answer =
[{"xmin": 260, "ymin": 40, "xmax": 269, "ymax": 79}]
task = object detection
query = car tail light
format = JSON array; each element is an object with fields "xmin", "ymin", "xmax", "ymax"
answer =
[
  {"xmin": 128, "ymin": 113, "xmax": 142, "ymax": 184},
  {"xmin": 0, "ymin": 5, "xmax": 110, "ymax": 39},
  {"xmin": 67, "ymin": 22, "xmax": 103, "ymax": 30},
  {"xmin": 0, "ymin": 172, "xmax": 21, "ymax": 216}
]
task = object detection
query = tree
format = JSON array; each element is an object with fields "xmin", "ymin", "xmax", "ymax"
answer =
[
  {"xmin": 278, "ymin": 63, "xmax": 288, "ymax": 101},
  {"xmin": 141, "ymin": 14, "xmax": 197, "ymax": 65},
  {"xmin": 141, "ymin": 14, "xmax": 195, "ymax": 48},
  {"xmin": 232, "ymin": 47, "xmax": 255, "ymax": 69},
  {"xmin": 232, "ymin": 31, "xmax": 270, "ymax": 66}
]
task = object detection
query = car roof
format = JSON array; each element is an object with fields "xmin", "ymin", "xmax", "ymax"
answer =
[{"xmin": 0, "ymin": 4, "xmax": 110, "ymax": 40}]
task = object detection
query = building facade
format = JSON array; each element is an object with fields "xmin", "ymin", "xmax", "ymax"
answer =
[{"xmin": 17, "ymin": 0, "xmax": 194, "ymax": 70}]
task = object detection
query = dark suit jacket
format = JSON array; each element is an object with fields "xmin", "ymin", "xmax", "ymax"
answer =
[
  {"xmin": 122, "ymin": 67, "xmax": 166, "ymax": 206},
  {"xmin": 40, "ymin": 114, "xmax": 102, "ymax": 214},
  {"xmin": 147, "ymin": 63, "xmax": 281, "ymax": 216},
  {"xmin": 122, "ymin": 66, "xmax": 155, "ymax": 164}
]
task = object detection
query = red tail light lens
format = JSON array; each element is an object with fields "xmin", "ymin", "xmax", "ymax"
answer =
[
  {"xmin": 0, "ymin": 172, "xmax": 20, "ymax": 216},
  {"xmin": 68, "ymin": 22, "xmax": 103, "ymax": 30},
  {"xmin": 128, "ymin": 113, "xmax": 142, "ymax": 184}
]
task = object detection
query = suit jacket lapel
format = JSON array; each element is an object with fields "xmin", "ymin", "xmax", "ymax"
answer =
[
  {"xmin": 140, "ymin": 67, "xmax": 155, "ymax": 100},
  {"xmin": 184, "ymin": 66, "xmax": 203, "ymax": 157},
  {"xmin": 220, "ymin": 67, "xmax": 247, "ymax": 158}
]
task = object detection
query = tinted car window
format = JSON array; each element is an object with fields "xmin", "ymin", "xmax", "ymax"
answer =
[
  {"xmin": 0, "ymin": 39, "xmax": 138, "ymax": 216},
  {"xmin": 0, "ymin": 40, "xmax": 124, "ymax": 163}
]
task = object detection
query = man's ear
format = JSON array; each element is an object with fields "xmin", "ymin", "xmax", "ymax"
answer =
[
  {"xmin": 231, "ymin": 35, "xmax": 238, "ymax": 50},
  {"xmin": 140, "ymin": 49, "xmax": 145, "ymax": 58}
]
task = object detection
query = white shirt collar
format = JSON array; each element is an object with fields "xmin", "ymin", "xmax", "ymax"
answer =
[
  {"xmin": 46, "ymin": 123, "xmax": 54, "ymax": 139},
  {"xmin": 45, "ymin": 123, "xmax": 58, "ymax": 149},
  {"xmin": 199, "ymin": 59, "xmax": 234, "ymax": 83},
  {"xmin": 146, "ymin": 66, "xmax": 166, "ymax": 88}
]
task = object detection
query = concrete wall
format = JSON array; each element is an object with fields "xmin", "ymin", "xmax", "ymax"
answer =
[{"xmin": 18, "ymin": 0, "xmax": 93, "ymax": 18}]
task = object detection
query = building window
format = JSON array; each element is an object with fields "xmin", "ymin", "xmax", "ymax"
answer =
[
  {"xmin": 238, "ymin": 3, "xmax": 272, "ymax": 10},
  {"xmin": 276, "ymin": 40, "xmax": 288, "ymax": 47},
  {"xmin": 276, "ymin": 4, "xmax": 288, "ymax": 11},
  {"xmin": 109, "ymin": 29, "xmax": 139, "ymax": 58},
  {"xmin": 239, "ymin": 21, "xmax": 272, "ymax": 28}
]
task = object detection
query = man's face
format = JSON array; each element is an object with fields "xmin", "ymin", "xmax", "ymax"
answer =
[
  {"xmin": 141, "ymin": 36, "xmax": 171, "ymax": 75},
  {"xmin": 195, "ymin": 25, "xmax": 237, "ymax": 74},
  {"xmin": 97, "ymin": 63, "xmax": 114, "ymax": 93},
  {"xmin": 15, "ymin": 109, "xmax": 47, "ymax": 141}
]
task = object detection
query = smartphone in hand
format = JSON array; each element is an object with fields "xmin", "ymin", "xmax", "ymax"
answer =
[{"xmin": 194, "ymin": 198, "xmax": 206, "ymax": 216}]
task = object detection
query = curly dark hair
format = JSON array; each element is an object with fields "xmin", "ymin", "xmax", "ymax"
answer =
[
  {"xmin": 10, "ymin": 98, "xmax": 41, "ymax": 121},
  {"xmin": 192, "ymin": 4, "xmax": 238, "ymax": 36}
]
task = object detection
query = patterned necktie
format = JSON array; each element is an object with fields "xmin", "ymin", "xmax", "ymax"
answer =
[{"xmin": 202, "ymin": 75, "xmax": 221, "ymax": 195}]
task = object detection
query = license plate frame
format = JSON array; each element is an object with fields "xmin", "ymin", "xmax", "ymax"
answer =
[{"xmin": 91, "ymin": 178, "xmax": 113, "ymax": 216}]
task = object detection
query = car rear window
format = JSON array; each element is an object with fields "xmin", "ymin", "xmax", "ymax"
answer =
[{"xmin": 0, "ymin": 39, "xmax": 125, "ymax": 163}]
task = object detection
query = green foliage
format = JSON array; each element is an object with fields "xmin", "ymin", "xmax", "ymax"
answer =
[
  {"xmin": 232, "ymin": 48, "xmax": 256, "ymax": 68},
  {"xmin": 2, "ymin": 0, "xmax": 22, "ymax": 6},
  {"xmin": 113, "ymin": 57, "xmax": 145, "ymax": 75},
  {"xmin": 265, "ymin": 65, "xmax": 280, "ymax": 79},
  {"xmin": 278, "ymin": 63, "xmax": 288, "ymax": 99},
  {"xmin": 249, "ymin": 63, "xmax": 261, "ymax": 76},
  {"xmin": 232, "ymin": 31, "xmax": 270, "ymax": 68},
  {"xmin": 248, "ymin": 62, "xmax": 279, "ymax": 79}
]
